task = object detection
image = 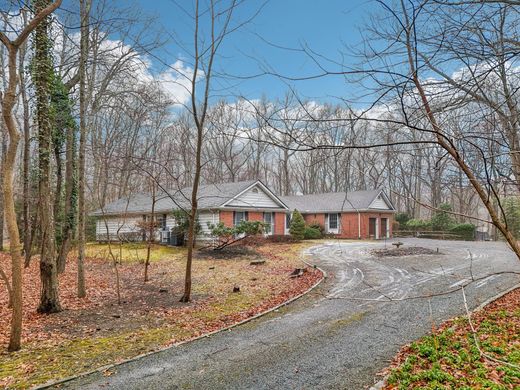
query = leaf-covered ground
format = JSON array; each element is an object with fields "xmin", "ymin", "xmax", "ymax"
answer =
[
  {"xmin": 0, "ymin": 241, "xmax": 322, "ymax": 389},
  {"xmin": 384, "ymin": 288, "xmax": 520, "ymax": 389}
]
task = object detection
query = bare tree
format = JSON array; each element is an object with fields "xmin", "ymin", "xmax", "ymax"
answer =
[
  {"xmin": 179, "ymin": 0, "xmax": 241, "ymax": 302},
  {"xmin": 0, "ymin": 0, "xmax": 63, "ymax": 352}
]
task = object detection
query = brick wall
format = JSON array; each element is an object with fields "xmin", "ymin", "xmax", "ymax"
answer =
[
  {"xmin": 339, "ymin": 213, "xmax": 361, "ymax": 238},
  {"xmin": 301, "ymin": 212, "xmax": 395, "ymax": 239},
  {"xmin": 303, "ymin": 213, "xmax": 326, "ymax": 228},
  {"xmin": 220, "ymin": 210, "xmax": 234, "ymax": 227},
  {"xmin": 248, "ymin": 212, "xmax": 263, "ymax": 222},
  {"xmin": 274, "ymin": 212, "xmax": 286, "ymax": 235}
]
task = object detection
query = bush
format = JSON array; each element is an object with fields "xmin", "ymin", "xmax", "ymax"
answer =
[
  {"xmin": 449, "ymin": 223, "xmax": 476, "ymax": 240},
  {"xmin": 171, "ymin": 209, "xmax": 201, "ymax": 236},
  {"xmin": 395, "ymin": 212, "xmax": 410, "ymax": 227},
  {"xmin": 405, "ymin": 218, "xmax": 431, "ymax": 231},
  {"xmin": 308, "ymin": 221, "xmax": 325, "ymax": 235},
  {"xmin": 207, "ymin": 220, "xmax": 266, "ymax": 250},
  {"xmin": 502, "ymin": 197, "xmax": 520, "ymax": 239},
  {"xmin": 304, "ymin": 227, "xmax": 322, "ymax": 239},
  {"xmin": 431, "ymin": 203, "xmax": 455, "ymax": 231},
  {"xmin": 289, "ymin": 210, "xmax": 306, "ymax": 240}
]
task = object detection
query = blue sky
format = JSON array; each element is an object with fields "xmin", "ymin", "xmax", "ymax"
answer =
[{"xmin": 132, "ymin": 0, "xmax": 379, "ymax": 104}]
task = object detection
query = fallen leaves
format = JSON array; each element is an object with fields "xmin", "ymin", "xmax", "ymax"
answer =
[
  {"xmin": 383, "ymin": 288, "xmax": 520, "ymax": 389},
  {"xmin": 0, "ymin": 241, "xmax": 322, "ymax": 389}
]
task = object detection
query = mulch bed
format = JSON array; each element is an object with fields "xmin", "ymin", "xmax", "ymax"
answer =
[
  {"xmin": 372, "ymin": 247, "xmax": 441, "ymax": 257},
  {"xmin": 196, "ymin": 245, "xmax": 262, "ymax": 260}
]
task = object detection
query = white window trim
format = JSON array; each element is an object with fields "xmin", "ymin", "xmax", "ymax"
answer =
[
  {"xmin": 263, "ymin": 212, "xmax": 275, "ymax": 236},
  {"xmin": 327, "ymin": 213, "xmax": 339, "ymax": 234},
  {"xmin": 284, "ymin": 213, "xmax": 291, "ymax": 235}
]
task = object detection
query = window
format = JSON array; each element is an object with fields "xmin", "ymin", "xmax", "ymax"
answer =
[
  {"xmin": 234, "ymin": 211, "xmax": 248, "ymax": 226},
  {"xmin": 264, "ymin": 212, "xmax": 274, "ymax": 234},
  {"xmin": 252, "ymin": 187, "xmax": 259, "ymax": 194},
  {"xmin": 157, "ymin": 214, "xmax": 167, "ymax": 230},
  {"xmin": 286, "ymin": 213, "xmax": 291, "ymax": 230},
  {"xmin": 328, "ymin": 213, "xmax": 338, "ymax": 230}
]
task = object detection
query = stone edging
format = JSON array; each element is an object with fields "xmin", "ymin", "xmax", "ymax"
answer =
[
  {"xmin": 35, "ymin": 257, "xmax": 327, "ymax": 389},
  {"xmin": 369, "ymin": 282, "xmax": 520, "ymax": 390}
]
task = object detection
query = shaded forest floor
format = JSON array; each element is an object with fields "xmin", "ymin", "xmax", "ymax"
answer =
[
  {"xmin": 383, "ymin": 288, "xmax": 520, "ymax": 389},
  {"xmin": 0, "ymin": 241, "xmax": 322, "ymax": 389}
]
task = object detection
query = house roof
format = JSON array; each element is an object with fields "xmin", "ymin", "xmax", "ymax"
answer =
[
  {"xmin": 91, "ymin": 180, "xmax": 395, "ymax": 217},
  {"xmin": 90, "ymin": 180, "xmax": 285, "ymax": 216},
  {"xmin": 280, "ymin": 189, "xmax": 395, "ymax": 213}
]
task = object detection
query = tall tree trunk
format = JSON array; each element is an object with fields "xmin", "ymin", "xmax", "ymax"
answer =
[
  {"xmin": 34, "ymin": 0, "xmax": 61, "ymax": 314},
  {"xmin": 77, "ymin": 0, "xmax": 90, "ymax": 298},
  {"xmin": 0, "ymin": 131, "xmax": 5, "ymax": 252},
  {"xmin": 19, "ymin": 18, "xmax": 32, "ymax": 266},
  {"xmin": 1, "ymin": 78, "xmax": 23, "ymax": 350},
  {"xmin": 56, "ymin": 81, "xmax": 77, "ymax": 274}
]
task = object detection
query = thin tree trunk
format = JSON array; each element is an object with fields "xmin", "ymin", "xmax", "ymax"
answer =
[
  {"xmin": 56, "ymin": 100, "xmax": 76, "ymax": 274},
  {"xmin": 19, "ymin": 16, "xmax": 32, "ymax": 266},
  {"xmin": 144, "ymin": 183, "xmax": 156, "ymax": 283},
  {"xmin": 1, "ymin": 79, "xmax": 23, "ymax": 349},
  {"xmin": 0, "ymin": 131, "xmax": 5, "ymax": 252},
  {"xmin": 77, "ymin": 0, "xmax": 90, "ymax": 298}
]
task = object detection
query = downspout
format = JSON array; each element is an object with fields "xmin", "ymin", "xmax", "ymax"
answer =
[{"xmin": 357, "ymin": 210, "xmax": 361, "ymax": 239}]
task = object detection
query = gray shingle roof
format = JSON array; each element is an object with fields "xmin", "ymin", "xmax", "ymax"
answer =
[
  {"xmin": 90, "ymin": 180, "xmax": 258, "ymax": 216},
  {"xmin": 280, "ymin": 189, "xmax": 391, "ymax": 213},
  {"xmin": 91, "ymin": 180, "xmax": 394, "ymax": 217}
]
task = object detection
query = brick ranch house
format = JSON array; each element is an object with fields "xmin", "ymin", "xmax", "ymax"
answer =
[{"xmin": 91, "ymin": 180, "xmax": 396, "ymax": 242}]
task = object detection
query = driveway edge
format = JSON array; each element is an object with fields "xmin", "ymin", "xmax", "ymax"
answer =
[
  {"xmin": 36, "ymin": 257, "xmax": 326, "ymax": 390},
  {"xmin": 369, "ymin": 282, "xmax": 520, "ymax": 390}
]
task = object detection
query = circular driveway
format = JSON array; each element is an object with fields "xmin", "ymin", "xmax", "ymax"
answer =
[{"xmin": 58, "ymin": 238, "xmax": 520, "ymax": 390}]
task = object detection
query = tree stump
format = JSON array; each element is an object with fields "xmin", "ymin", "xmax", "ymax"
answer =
[
  {"xmin": 250, "ymin": 259, "xmax": 266, "ymax": 266},
  {"xmin": 289, "ymin": 268, "xmax": 305, "ymax": 278}
]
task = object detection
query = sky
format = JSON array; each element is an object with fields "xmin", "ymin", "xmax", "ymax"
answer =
[{"xmin": 131, "ymin": 0, "xmax": 379, "ymax": 104}]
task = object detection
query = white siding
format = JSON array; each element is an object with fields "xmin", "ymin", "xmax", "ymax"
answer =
[
  {"xmin": 369, "ymin": 195, "xmax": 392, "ymax": 210},
  {"xmin": 165, "ymin": 215, "xmax": 176, "ymax": 230},
  {"xmin": 198, "ymin": 210, "xmax": 219, "ymax": 235},
  {"xmin": 226, "ymin": 185, "xmax": 280, "ymax": 208},
  {"xmin": 96, "ymin": 216, "xmax": 142, "ymax": 240},
  {"xmin": 96, "ymin": 211, "xmax": 220, "ymax": 242}
]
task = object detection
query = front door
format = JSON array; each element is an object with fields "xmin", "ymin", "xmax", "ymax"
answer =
[
  {"xmin": 369, "ymin": 218, "xmax": 377, "ymax": 239},
  {"xmin": 381, "ymin": 218, "xmax": 388, "ymax": 238}
]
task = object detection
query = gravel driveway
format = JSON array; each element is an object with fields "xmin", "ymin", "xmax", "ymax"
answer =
[{"xmin": 57, "ymin": 238, "xmax": 520, "ymax": 390}]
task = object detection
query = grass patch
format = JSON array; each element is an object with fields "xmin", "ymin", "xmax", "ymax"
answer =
[
  {"xmin": 0, "ymin": 327, "xmax": 182, "ymax": 389},
  {"xmin": 82, "ymin": 242, "xmax": 185, "ymax": 264}
]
